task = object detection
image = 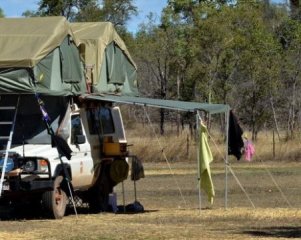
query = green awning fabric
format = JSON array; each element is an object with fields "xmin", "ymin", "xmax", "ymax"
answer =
[{"xmin": 84, "ymin": 94, "xmax": 229, "ymax": 114}]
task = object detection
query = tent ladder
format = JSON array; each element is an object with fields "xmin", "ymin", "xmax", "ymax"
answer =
[{"xmin": 0, "ymin": 96, "xmax": 20, "ymax": 197}]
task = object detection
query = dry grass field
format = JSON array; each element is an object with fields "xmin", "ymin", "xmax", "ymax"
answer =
[
  {"xmin": 0, "ymin": 161, "xmax": 301, "ymax": 240},
  {"xmin": 1, "ymin": 120, "xmax": 301, "ymax": 239}
]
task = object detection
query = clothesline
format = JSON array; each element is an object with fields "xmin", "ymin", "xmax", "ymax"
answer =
[{"xmin": 202, "ymin": 112, "xmax": 292, "ymax": 209}]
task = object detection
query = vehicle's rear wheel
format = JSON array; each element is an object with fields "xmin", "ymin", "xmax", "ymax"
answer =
[{"xmin": 42, "ymin": 175, "xmax": 67, "ymax": 219}]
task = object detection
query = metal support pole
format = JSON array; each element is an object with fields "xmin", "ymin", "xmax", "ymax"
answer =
[
  {"xmin": 196, "ymin": 111, "xmax": 201, "ymax": 212},
  {"xmin": 133, "ymin": 178, "xmax": 137, "ymax": 202},
  {"xmin": 121, "ymin": 181, "xmax": 126, "ymax": 213},
  {"xmin": 224, "ymin": 108, "xmax": 230, "ymax": 209},
  {"xmin": 133, "ymin": 156, "xmax": 137, "ymax": 202}
]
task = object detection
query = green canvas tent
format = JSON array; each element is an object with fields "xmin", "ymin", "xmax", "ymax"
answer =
[
  {"xmin": 71, "ymin": 22, "xmax": 138, "ymax": 96},
  {"xmin": 0, "ymin": 17, "xmax": 86, "ymax": 96}
]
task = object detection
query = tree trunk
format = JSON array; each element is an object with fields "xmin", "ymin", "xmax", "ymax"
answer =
[
  {"xmin": 269, "ymin": 95, "xmax": 281, "ymax": 141},
  {"xmin": 287, "ymin": 80, "xmax": 297, "ymax": 139},
  {"xmin": 160, "ymin": 108, "xmax": 164, "ymax": 135},
  {"xmin": 290, "ymin": 0, "xmax": 301, "ymax": 19},
  {"xmin": 251, "ymin": 90, "xmax": 256, "ymax": 141},
  {"xmin": 159, "ymin": 66, "xmax": 167, "ymax": 135},
  {"xmin": 176, "ymin": 70, "xmax": 181, "ymax": 136}
]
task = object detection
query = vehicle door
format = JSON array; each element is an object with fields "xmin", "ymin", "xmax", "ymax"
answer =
[{"xmin": 69, "ymin": 113, "xmax": 94, "ymax": 188}]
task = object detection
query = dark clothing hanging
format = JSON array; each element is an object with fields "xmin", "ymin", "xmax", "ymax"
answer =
[
  {"xmin": 131, "ymin": 157, "xmax": 145, "ymax": 181},
  {"xmin": 228, "ymin": 110, "xmax": 244, "ymax": 160},
  {"xmin": 51, "ymin": 135, "xmax": 72, "ymax": 160}
]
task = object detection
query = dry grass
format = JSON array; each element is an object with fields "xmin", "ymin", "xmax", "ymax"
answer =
[
  {"xmin": 1, "ymin": 122, "xmax": 301, "ymax": 239},
  {"xmin": 1, "ymin": 162, "xmax": 301, "ymax": 239},
  {"xmin": 1, "ymin": 207, "xmax": 300, "ymax": 240},
  {"xmin": 124, "ymin": 121, "xmax": 301, "ymax": 163}
]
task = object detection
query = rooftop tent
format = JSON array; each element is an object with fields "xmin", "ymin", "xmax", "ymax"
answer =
[
  {"xmin": 0, "ymin": 17, "xmax": 86, "ymax": 96},
  {"xmin": 71, "ymin": 22, "xmax": 138, "ymax": 96}
]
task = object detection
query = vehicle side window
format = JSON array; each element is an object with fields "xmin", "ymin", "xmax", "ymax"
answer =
[
  {"xmin": 86, "ymin": 107, "xmax": 115, "ymax": 135},
  {"xmin": 71, "ymin": 115, "xmax": 83, "ymax": 144},
  {"xmin": 99, "ymin": 107, "xmax": 114, "ymax": 134}
]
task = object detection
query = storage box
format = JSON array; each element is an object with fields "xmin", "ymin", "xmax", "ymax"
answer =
[{"xmin": 103, "ymin": 142, "xmax": 121, "ymax": 156}]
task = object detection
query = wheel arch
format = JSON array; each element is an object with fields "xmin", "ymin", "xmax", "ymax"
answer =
[{"xmin": 54, "ymin": 163, "xmax": 72, "ymax": 180}]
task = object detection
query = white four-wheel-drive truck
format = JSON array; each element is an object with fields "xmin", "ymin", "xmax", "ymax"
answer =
[
  {"xmin": 0, "ymin": 95, "xmax": 129, "ymax": 219},
  {"xmin": 0, "ymin": 17, "xmax": 138, "ymax": 218}
]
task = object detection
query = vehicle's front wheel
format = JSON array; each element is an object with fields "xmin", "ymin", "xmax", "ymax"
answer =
[{"xmin": 42, "ymin": 175, "xmax": 67, "ymax": 219}]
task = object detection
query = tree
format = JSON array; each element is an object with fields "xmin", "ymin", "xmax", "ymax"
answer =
[
  {"xmin": 0, "ymin": 8, "xmax": 4, "ymax": 18},
  {"xmin": 101, "ymin": 0, "xmax": 137, "ymax": 27},
  {"xmin": 22, "ymin": 0, "xmax": 99, "ymax": 20},
  {"xmin": 135, "ymin": 14, "xmax": 174, "ymax": 135},
  {"xmin": 37, "ymin": 0, "xmax": 81, "ymax": 19},
  {"xmin": 23, "ymin": 0, "xmax": 137, "ymax": 25},
  {"xmin": 229, "ymin": 2, "xmax": 282, "ymax": 140},
  {"xmin": 290, "ymin": 0, "xmax": 301, "ymax": 20},
  {"xmin": 276, "ymin": 19, "xmax": 301, "ymax": 139}
]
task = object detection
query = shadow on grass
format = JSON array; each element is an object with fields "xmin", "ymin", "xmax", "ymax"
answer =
[
  {"xmin": 243, "ymin": 227, "xmax": 301, "ymax": 238},
  {"xmin": 0, "ymin": 205, "xmax": 155, "ymax": 221},
  {"xmin": 115, "ymin": 209, "xmax": 158, "ymax": 215}
]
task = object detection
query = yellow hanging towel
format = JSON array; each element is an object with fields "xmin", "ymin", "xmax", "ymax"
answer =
[{"xmin": 199, "ymin": 123, "xmax": 215, "ymax": 204}]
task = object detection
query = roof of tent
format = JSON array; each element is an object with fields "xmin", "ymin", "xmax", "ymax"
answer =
[
  {"xmin": 71, "ymin": 22, "xmax": 137, "ymax": 80},
  {"xmin": 84, "ymin": 94, "xmax": 230, "ymax": 114},
  {"xmin": 0, "ymin": 17, "xmax": 75, "ymax": 68}
]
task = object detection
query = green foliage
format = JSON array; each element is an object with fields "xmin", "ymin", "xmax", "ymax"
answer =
[
  {"xmin": 22, "ymin": 0, "xmax": 137, "ymax": 25},
  {"xmin": 0, "ymin": 8, "xmax": 4, "ymax": 18},
  {"xmin": 101, "ymin": 0, "xmax": 138, "ymax": 27},
  {"xmin": 133, "ymin": 0, "xmax": 299, "ymax": 139},
  {"xmin": 18, "ymin": 0, "xmax": 301, "ymax": 138}
]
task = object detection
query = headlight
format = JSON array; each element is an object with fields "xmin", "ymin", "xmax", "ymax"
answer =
[{"xmin": 23, "ymin": 160, "xmax": 36, "ymax": 172}]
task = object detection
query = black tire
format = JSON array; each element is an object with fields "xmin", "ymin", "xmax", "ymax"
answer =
[{"xmin": 42, "ymin": 176, "xmax": 67, "ymax": 219}]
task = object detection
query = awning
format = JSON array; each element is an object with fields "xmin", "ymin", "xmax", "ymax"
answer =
[{"xmin": 84, "ymin": 94, "xmax": 229, "ymax": 114}]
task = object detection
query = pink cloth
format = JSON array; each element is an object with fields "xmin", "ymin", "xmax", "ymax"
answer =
[{"xmin": 244, "ymin": 141, "xmax": 255, "ymax": 161}]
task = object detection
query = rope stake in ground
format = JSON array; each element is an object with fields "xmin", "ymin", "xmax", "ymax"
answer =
[{"xmin": 143, "ymin": 106, "xmax": 188, "ymax": 208}]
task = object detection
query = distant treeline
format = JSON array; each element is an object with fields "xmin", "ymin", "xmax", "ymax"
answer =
[
  {"xmin": 5, "ymin": 0, "xmax": 301, "ymax": 140},
  {"xmin": 130, "ymin": 0, "xmax": 301, "ymax": 140}
]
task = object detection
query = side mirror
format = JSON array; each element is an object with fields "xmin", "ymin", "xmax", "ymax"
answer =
[{"xmin": 75, "ymin": 134, "xmax": 86, "ymax": 144}]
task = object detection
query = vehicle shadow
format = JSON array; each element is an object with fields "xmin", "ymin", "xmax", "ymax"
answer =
[
  {"xmin": 243, "ymin": 227, "xmax": 301, "ymax": 238},
  {"xmin": 0, "ymin": 205, "xmax": 155, "ymax": 220}
]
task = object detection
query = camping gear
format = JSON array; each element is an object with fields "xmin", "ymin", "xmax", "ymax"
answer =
[
  {"xmin": 110, "ymin": 159, "xmax": 129, "ymax": 183},
  {"xmin": 71, "ymin": 22, "xmax": 138, "ymax": 96},
  {"xmin": 130, "ymin": 156, "xmax": 144, "ymax": 203},
  {"xmin": 228, "ymin": 110, "xmax": 244, "ymax": 160},
  {"xmin": 0, "ymin": 17, "xmax": 86, "ymax": 96},
  {"xmin": 199, "ymin": 122, "xmax": 215, "ymax": 204}
]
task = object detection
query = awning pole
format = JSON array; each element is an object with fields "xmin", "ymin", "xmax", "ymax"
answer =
[
  {"xmin": 225, "ymin": 108, "xmax": 230, "ymax": 209},
  {"xmin": 196, "ymin": 110, "xmax": 201, "ymax": 213}
]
